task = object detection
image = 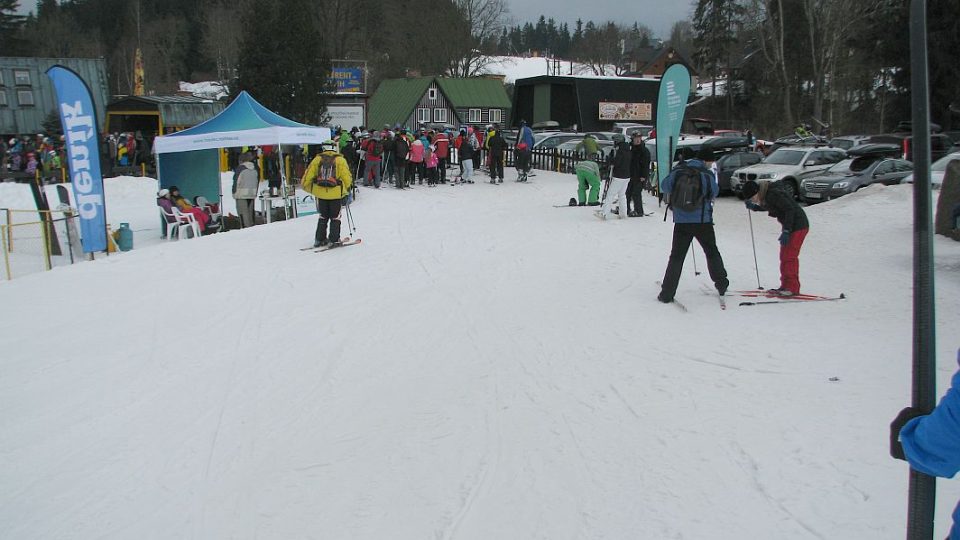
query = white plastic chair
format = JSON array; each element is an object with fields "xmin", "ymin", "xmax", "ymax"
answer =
[
  {"xmin": 195, "ymin": 196, "xmax": 222, "ymax": 232},
  {"xmin": 158, "ymin": 205, "xmax": 199, "ymax": 240}
]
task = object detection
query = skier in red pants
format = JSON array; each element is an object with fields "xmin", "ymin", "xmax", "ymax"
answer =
[{"xmin": 741, "ymin": 180, "xmax": 809, "ymax": 296}]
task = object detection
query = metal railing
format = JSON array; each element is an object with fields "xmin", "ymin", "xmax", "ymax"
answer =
[
  {"xmin": 0, "ymin": 208, "xmax": 83, "ymax": 281},
  {"xmin": 449, "ymin": 146, "xmax": 607, "ymax": 175}
]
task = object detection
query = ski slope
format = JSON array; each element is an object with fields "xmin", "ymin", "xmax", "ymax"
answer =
[{"xmin": 1, "ymin": 170, "xmax": 959, "ymax": 539}]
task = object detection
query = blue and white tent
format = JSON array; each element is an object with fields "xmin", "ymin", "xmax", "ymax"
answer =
[{"xmin": 152, "ymin": 91, "xmax": 331, "ymax": 207}]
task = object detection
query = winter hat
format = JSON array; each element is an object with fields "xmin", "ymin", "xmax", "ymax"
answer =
[
  {"xmin": 158, "ymin": 188, "xmax": 170, "ymax": 198},
  {"xmin": 741, "ymin": 180, "xmax": 760, "ymax": 200},
  {"xmin": 697, "ymin": 148, "xmax": 714, "ymax": 162}
]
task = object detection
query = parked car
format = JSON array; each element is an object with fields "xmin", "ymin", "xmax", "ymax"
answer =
[
  {"xmin": 610, "ymin": 123, "xmax": 653, "ymax": 140},
  {"xmin": 828, "ymin": 135, "xmax": 872, "ymax": 151},
  {"xmin": 900, "ymin": 151, "xmax": 960, "ymax": 187},
  {"xmin": 533, "ymin": 132, "xmax": 585, "ymax": 149},
  {"xmin": 867, "ymin": 132, "xmax": 955, "ymax": 162},
  {"xmin": 584, "ymin": 131, "xmax": 618, "ymax": 141},
  {"xmin": 715, "ymin": 151, "xmax": 764, "ymax": 194},
  {"xmin": 555, "ymin": 138, "xmax": 614, "ymax": 155},
  {"xmin": 798, "ymin": 144, "xmax": 912, "ymax": 203},
  {"xmin": 683, "ymin": 117, "xmax": 715, "ymax": 135},
  {"xmin": 731, "ymin": 146, "xmax": 847, "ymax": 199},
  {"xmin": 767, "ymin": 134, "xmax": 830, "ymax": 153}
]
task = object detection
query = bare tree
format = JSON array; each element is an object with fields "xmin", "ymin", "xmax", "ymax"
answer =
[
  {"xmin": 748, "ymin": 0, "xmax": 793, "ymax": 126},
  {"xmin": 448, "ymin": 0, "xmax": 509, "ymax": 77},
  {"xmin": 578, "ymin": 22, "xmax": 627, "ymax": 76},
  {"xmin": 142, "ymin": 15, "xmax": 189, "ymax": 93},
  {"xmin": 201, "ymin": 0, "xmax": 252, "ymax": 83},
  {"xmin": 801, "ymin": 0, "xmax": 880, "ymax": 126}
]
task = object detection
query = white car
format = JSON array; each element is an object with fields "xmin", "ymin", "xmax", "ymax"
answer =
[
  {"xmin": 611, "ymin": 123, "xmax": 653, "ymax": 140},
  {"xmin": 900, "ymin": 151, "xmax": 960, "ymax": 187},
  {"xmin": 532, "ymin": 132, "xmax": 584, "ymax": 149},
  {"xmin": 731, "ymin": 146, "xmax": 847, "ymax": 199}
]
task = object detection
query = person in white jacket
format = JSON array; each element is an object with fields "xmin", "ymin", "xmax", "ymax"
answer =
[{"xmin": 232, "ymin": 152, "xmax": 259, "ymax": 228}]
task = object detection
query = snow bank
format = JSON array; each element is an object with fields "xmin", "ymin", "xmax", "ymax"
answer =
[
  {"xmin": 479, "ymin": 55, "xmax": 624, "ymax": 84},
  {"xmin": 0, "ymin": 171, "xmax": 958, "ymax": 539}
]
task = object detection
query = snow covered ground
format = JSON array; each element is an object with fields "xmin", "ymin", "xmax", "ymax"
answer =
[
  {"xmin": 479, "ymin": 55, "xmax": 620, "ymax": 83},
  {"xmin": 1, "ymin": 169, "xmax": 959, "ymax": 539}
]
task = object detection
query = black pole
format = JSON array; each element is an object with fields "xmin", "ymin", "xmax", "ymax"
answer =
[{"xmin": 906, "ymin": 1, "xmax": 937, "ymax": 539}]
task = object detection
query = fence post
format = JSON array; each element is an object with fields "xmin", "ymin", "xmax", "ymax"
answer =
[
  {"xmin": 1, "ymin": 225, "xmax": 10, "ymax": 280},
  {"xmin": 4, "ymin": 209, "xmax": 11, "ymax": 252},
  {"xmin": 40, "ymin": 213, "xmax": 52, "ymax": 271},
  {"xmin": 554, "ymin": 149, "xmax": 560, "ymax": 172},
  {"xmin": 61, "ymin": 167, "xmax": 67, "ymax": 183}
]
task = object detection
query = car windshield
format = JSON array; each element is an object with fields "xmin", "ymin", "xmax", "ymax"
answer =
[
  {"xmin": 931, "ymin": 153, "xmax": 960, "ymax": 172},
  {"xmin": 826, "ymin": 157, "xmax": 877, "ymax": 174},
  {"xmin": 764, "ymin": 149, "xmax": 806, "ymax": 165}
]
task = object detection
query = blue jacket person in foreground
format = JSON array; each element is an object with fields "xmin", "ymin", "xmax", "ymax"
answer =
[{"xmin": 892, "ymin": 350, "xmax": 960, "ymax": 539}]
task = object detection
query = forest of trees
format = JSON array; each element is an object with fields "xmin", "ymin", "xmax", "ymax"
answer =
[{"xmin": 0, "ymin": 0, "xmax": 957, "ymax": 134}]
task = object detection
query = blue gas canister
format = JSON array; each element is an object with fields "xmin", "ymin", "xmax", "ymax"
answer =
[{"xmin": 118, "ymin": 222, "xmax": 133, "ymax": 251}]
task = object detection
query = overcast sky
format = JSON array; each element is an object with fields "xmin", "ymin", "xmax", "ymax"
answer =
[{"xmin": 504, "ymin": 0, "xmax": 692, "ymax": 39}]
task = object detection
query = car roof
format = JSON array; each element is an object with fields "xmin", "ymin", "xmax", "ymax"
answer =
[{"xmin": 847, "ymin": 143, "xmax": 900, "ymax": 156}]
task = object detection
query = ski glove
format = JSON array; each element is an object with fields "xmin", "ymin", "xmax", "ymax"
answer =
[
  {"xmin": 778, "ymin": 229, "xmax": 791, "ymax": 246},
  {"xmin": 890, "ymin": 406, "xmax": 927, "ymax": 460},
  {"xmin": 745, "ymin": 200, "xmax": 762, "ymax": 211}
]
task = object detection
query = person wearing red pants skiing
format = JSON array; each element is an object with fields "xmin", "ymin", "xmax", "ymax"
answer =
[{"xmin": 740, "ymin": 180, "xmax": 809, "ymax": 296}]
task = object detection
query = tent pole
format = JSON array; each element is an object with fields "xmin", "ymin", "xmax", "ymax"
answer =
[{"xmin": 277, "ymin": 138, "xmax": 290, "ymax": 220}]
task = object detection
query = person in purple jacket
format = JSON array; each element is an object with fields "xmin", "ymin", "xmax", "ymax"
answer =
[{"xmin": 892, "ymin": 350, "xmax": 960, "ymax": 540}]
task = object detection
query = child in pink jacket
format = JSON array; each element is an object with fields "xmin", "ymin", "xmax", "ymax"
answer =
[{"xmin": 408, "ymin": 139, "xmax": 425, "ymax": 185}]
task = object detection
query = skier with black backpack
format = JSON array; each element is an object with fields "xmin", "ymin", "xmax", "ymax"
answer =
[{"xmin": 657, "ymin": 149, "xmax": 730, "ymax": 303}]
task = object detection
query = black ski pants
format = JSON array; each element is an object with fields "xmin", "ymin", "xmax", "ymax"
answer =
[
  {"xmin": 489, "ymin": 153, "xmax": 504, "ymax": 180},
  {"xmin": 438, "ymin": 157, "xmax": 447, "ymax": 182},
  {"xmin": 315, "ymin": 197, "xmax": 344, "ymax": 243},
  {"xmin": 395, "ymin": 160, "xmax": 408, "ymax": 188},
  {"xmin": 659, "ymin": 223, "xmax": 729, "ymax": 300},
  {"xmin": 627, "ymin": 177, "xmax": 645, "ymax": 214}
]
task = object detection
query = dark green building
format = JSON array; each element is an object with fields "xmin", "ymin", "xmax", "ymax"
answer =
[{"xmin": 368, "ymin": 77, "xmax": 511, "ymax": 131}]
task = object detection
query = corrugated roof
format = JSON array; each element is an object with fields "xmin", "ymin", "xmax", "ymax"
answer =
[
  {"xmin": 112, "ymin": 94, "xmax": 219, "ymax": 105},
  {"xmin": 435, "ymin": 78, "xmax": 512, "ymax": 108},
  {"xmin": 366, "ymin": 78, "xmax": 433, "ymax": 129}
]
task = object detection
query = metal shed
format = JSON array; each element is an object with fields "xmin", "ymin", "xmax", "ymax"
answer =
[
  {"xmin": 105, "ymin": 94, "xmax": 225, "ymax": 136},
  {"xmin": 0, "ymin": 56, "xmax": 109, "ymax": 137}
]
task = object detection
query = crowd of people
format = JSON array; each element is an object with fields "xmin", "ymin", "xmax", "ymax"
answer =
[
  {"xmin": 0, "ymin": 134, "xmax": 65, "ymax": 177},
  {"xmin": 331, "ymin": 122, "xmax": 517, "ymax": 188}
]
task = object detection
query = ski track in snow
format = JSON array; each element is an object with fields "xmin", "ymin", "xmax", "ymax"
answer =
[{"xmin": 0, "ymin": 176, "xmax": 959, "ymax": 539}]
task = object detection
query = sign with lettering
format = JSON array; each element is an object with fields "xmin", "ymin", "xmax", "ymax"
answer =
[
  {"xmin": 46, "ymin": 65, "xmax": 107, "ymax": 252},
  {"xmin": 598, "ymin": 102, "xmax": 652, "ymax": 121},
  {"xmin": 329, "ymin": 68, "xmax": 363, "ymax": 94}
]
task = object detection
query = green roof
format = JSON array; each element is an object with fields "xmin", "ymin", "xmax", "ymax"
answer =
[
  {"xmin": 367, "ymin": 77, "xmax": 433, "ymax": 129},
  {"xmin": 367, "ymin": 77, "xmax": 511, "ymax": 128},
  {"xmin": 435, "ymin": 78, "xmax": 512, "ymax": 108}
]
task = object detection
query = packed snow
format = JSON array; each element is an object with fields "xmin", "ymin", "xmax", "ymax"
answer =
[{"xmin": 1, "ymin": 169, "xmax": 959, "ymax": 539}]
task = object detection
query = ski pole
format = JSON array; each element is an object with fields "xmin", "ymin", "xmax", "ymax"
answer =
[
  {"xmin": 691, "ymin": 244, "xmax": 701, "ymax": 276},
  {"xmin": 345, "ymin": 198, "xmax": 356, "ymax": 233},
  {"xmin": 747, "ymin": 208, "xmax": 762, "ymax": 289}
]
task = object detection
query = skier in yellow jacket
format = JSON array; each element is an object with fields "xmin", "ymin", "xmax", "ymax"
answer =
[{"xmin": 301, "ymin": 141, "xmax": 353, "ymax": 247}]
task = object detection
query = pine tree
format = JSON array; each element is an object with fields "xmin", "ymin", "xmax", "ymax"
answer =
[
  {"xmin": 233, "ymin": 0, "xmax": 330, "ymax": 124},
  {"xmin": 0, "ymin": 0, "xmax": 27, "ymax": 54}
]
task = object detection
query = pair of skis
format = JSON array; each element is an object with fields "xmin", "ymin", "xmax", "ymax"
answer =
[
  {"xmin": 658, "ymin": 281, "xmax": 845, "ymax": 311},
  {"xmin": 299, "ymin": 237, "xmax": 362, "ymax": 253},
  {"xmin": 730, "ymin": 288, "xmax": 845, "ymax": 306}
]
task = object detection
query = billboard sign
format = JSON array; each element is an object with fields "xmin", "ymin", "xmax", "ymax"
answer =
[
  {"xmin": 599, "ymin": 102, "xmax": 652, "ymax": 121},
  {"xmin": 329, "ymin": 67, "xmax": 363, "ymax": 94},
  {"xmin": 325, "ymin": 105, "xmax": 365, "ymax": 131}
]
